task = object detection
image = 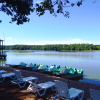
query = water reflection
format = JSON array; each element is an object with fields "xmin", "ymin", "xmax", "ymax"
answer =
[
  {"xmin": 80, "ymin": 78, "xmax": 100, "ymax": 86},
  {"xmin": 10, "ymin": 51, "xmax": 94, "ymax": 59},
  {"xmin": 0, "ymin": 59, "xmax": 6, "ymax": 66},
  {"xmin": 32, "ymin": 53, "xmax": 94, "ymax": 59},
  {"xmin": 1, "ymin": 50, "xmax": 100, "ymax": 85}
]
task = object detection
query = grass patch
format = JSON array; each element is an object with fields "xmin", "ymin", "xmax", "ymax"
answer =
[
  {"xmin": 9, "ymin": 50, "xmax": 34, "ymax": 53},
  {"xmin": 59, "ymin": 50, "xmax": 79, "ymax": 52},
  {"xmin": 59, "ymin": 50, "xmax": 100, "ymax": 52}
]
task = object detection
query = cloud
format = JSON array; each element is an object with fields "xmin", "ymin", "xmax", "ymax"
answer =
[
  {"xmin": 5, "ymin": 38, "xmax": 100, "ymax": 45},
  {"xmin": 71, "ymin": 39, "xmax": 100, "ymax": 45},
  {"xmin": 66, "ymin": 38, "xmax": 88, "ymax": 44},
  {"xmin": 6, "ymin": 37, "xmax": 12, "ymax": 40},
  {"xmin": 16, "ymin": 38, "xmax": 100, "ymax": 45}
]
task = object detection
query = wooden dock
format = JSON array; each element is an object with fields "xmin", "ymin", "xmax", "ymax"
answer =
[
  {"xmin": 0, "ymin": 39, "xmax": 6, "ymax": 59},
  {"xmin": 0, "ymin": 55, "xmax": 6, "ymax": 59}
]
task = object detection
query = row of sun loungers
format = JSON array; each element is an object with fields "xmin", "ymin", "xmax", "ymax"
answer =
[
  {"xmin": 0, "ymin": 69, "xmax": 99, "ymax": 100},
  {"xmin": 0, "ymin": 70, "xmax": 7, "ymax": 73},
  {"xmin": 0, "ymin": 70, "xmax": 15, "ymax": 82}
]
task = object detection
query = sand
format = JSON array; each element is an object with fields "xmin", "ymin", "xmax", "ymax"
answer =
[{"xmin": 0, "ymin": 66, "xmax": 100, "ymax": 100}]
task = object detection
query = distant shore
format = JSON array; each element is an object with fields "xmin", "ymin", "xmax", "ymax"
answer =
[
  {"xmin": 0, "ymin": 66, "xmax": 100, "ymax": 100},
  {"xmin": 8, "ymin": 50, "xmax": 34, "ymax": 53},
  {"xmin": 5, "ymin": 44, "xmax": 100, "ymax": 52}
]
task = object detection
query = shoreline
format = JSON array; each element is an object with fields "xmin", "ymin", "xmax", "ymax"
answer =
[{"xmin": 0, "ymin": 66, "xmax": 100, "ymax": 100}]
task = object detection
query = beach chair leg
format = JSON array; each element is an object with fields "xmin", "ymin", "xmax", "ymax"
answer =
[
  {"xmin": 32, "ymin": 78, "xmax": 38, "ymax": 84},
  {"xmin": 51, "ymin": 95, "xmax": 60, "ymax": 100},
  {"xmin": 37, "ymin": 89, "xmax": 46, "ymax": 96},
  {"xmin": 78, "ymin": 91, "xmax": 84, "ymax": 100},
  {"xmin": 35, "ymin": 78, "xmax": 38, "ymax": 83},
  {"xmin": 18, "ymin": 82, "xmax": 26, "ymax": 88},
  {"xmin": 51, "ymin": 86, "xmax": 56, "ymax": 91},
  {"xmin": 0, "ymin": 77, "xmax": 5, "ymax": 82},
  {"xmin": 27, "ymin": 83, "xmax": 33, "ymax": 91},
  {"xmin": 11, "ymin": 76, "xmax": 15, "ymax": 79},
  {"xmin": 27, "ymin": 79, "xmax": 38, "ymax": 90}
]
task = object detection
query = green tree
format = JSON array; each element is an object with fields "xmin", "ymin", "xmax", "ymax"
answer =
[
  {"xmin": 5, "ymin": 44, "xmax": 100, "ymax": 51},
  {"xmin": 0, "ymin": 0, "xmax": 84, "ymax": 25},
  {"xmin": 0, "ymin": 0, "xmax": 33, "ymax": 25}
]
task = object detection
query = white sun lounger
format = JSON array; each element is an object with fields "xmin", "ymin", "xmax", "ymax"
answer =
[
  {"xmin": 27, "ymin": 81, "xmax": 56, "ymax": 96},
  {"xmin": 0, "ymin": 70, "xmax": 7, "ymax": 74},
  {"xmin": 90, "ymin": 89, "xmax": 100, "ymax": 100},
  {"xmin": 51, "ymin": 80, "xmax": 84, "ymax": 100},
  {"xmin": 11, "ymin": 70, "xmax": 38, "ymax": 88},
  {"xmin": 0, "ymin": 72, "xmax": 15, "ymax": 82}
]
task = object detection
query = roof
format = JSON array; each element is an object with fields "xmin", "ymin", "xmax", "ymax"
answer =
[{"xmin": 0, "ymin": 39, "xmax": 4, "ymax": 41}]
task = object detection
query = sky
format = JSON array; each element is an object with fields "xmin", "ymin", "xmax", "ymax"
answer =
[{"xmin": 0, "ymin": 0, "xmax": 100, "ymax": 45}]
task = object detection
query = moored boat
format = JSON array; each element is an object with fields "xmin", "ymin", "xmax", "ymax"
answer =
[
  {"xmin": 61, "ymin": 73, "xmax": 83, "ymax": 79},
  {"xmin": 52, "ymin": 67, "xmax": 83, "ymax": 79},
  {"xmin": 8, "ymin": 62, "xmax": 27, "ymax": 69},
  {"xmin": 8, "ymin": 64, "xmax": 19, "ymax": 68},
  {"xmin": 7, "ymin": 62, "xmax": 84, "ymax": 79}
]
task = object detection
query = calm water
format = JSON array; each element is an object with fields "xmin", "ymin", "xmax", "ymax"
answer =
[{"xmin": 0, "ymin": 50, "xmax": 100, "ymax": 86}]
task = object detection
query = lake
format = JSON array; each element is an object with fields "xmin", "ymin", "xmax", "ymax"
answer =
[{"xmin": 0, "ymin": 50, "xmax": 100, "ymax": 86}]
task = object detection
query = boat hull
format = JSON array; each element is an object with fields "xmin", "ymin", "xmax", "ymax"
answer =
[{"xmin": 61, "ymin": 73, "xmax": 83, "ymax": 79}]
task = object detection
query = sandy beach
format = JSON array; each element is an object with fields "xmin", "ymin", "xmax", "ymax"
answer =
[{"xmin": 0, "ymin": 66, "xmax": 100, "ymax": 100}]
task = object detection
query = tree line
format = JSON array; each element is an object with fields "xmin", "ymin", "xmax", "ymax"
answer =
[{"xmin": 5, "ymin": 44, "xmax": 100, "ymax": 51}]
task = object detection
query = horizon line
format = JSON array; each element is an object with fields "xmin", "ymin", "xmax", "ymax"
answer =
[{"xmin": 5, "ymin": 43, "xmax": 100, "ymax": 46}]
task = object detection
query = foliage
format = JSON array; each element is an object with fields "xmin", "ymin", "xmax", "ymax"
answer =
[
  {"xmin": 0, "ymin": 0, "xmax": 34, "ymax": 25},
  {"xmin": 0, "ymin": 0, "xmax": 84, "ymax": 24},
  {"xmin": 5, "ymin": 44, "xmax": 100, "ymax": 51},
  {"xmin": 35, "ymin": 0, "xmax": 83, "ymax": 17}
]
